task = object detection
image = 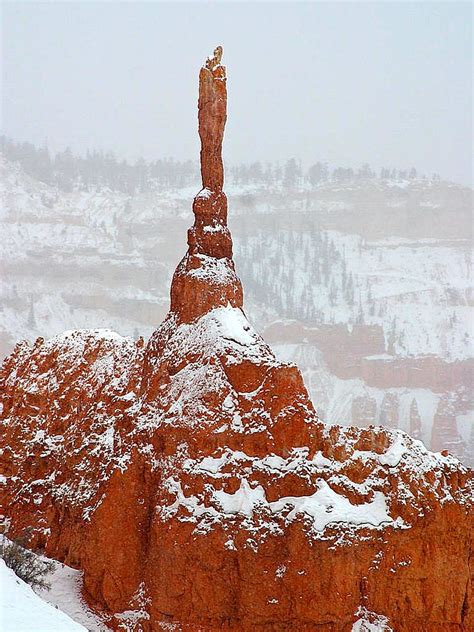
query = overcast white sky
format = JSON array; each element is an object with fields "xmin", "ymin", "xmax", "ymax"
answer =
[{"xmin": 1, "ymin": 1, "xmax": 472, "ymax": 184}]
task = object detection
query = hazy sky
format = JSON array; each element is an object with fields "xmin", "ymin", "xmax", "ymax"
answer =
[{"xmin": 2, "ymin": 1, "xmax": 472, "ymax": 184}]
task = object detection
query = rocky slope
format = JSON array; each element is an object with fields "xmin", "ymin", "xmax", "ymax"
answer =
[{"xmin": 1, "ymin": 48, "xmax": 473, "ymax": 631}]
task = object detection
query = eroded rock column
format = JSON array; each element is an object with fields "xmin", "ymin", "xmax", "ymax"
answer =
[{"xmin": 170, "ymin": 46, "xmax": 243, "ymax": 323}]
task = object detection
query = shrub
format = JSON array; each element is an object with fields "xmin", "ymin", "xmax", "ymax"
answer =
[{"xmin": 1, "ymin": 531, "xmax": 54, "ymax": 591}]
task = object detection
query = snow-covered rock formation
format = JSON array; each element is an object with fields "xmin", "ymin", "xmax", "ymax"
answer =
[{"xmin": 1, "ymin": 48, "xmax": 473, "ymax": 631}]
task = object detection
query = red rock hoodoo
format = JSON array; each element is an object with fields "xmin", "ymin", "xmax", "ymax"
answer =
[
  {"xmin": 170, "ymin": 45, "xmax": 242, "ymax": 324},
  {"xmin": 1, "ymin": 48, "xmax": 473, "ymax": 632}
]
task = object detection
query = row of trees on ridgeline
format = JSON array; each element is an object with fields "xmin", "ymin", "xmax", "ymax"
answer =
[{"xmin": 1, "ymin": 136, "xmax": 438, "ymax": 194}]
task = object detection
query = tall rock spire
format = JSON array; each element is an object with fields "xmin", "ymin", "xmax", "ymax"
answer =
[
  {"xmin": 199, "ymin": 45, "xmax": 226, "ymax": 191},
  {"xmin": 170, "ymin": 46, "xmax": 243, "ymax": 323}
]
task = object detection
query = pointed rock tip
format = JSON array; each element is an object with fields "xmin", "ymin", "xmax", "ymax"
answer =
[{"xmin": 205, "ymin": 45, "xmax": 224, "ymax": 71}]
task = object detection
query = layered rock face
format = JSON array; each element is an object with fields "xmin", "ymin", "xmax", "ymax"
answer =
[{"xmin": 1, "ymin": 48, "xmax": 473, "ymax": 631}]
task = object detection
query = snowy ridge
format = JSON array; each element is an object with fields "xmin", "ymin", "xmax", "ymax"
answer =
[
  {"xmin": 155, "ymin": 425, "xmax": 470, "ymax": 547},
  {"xmin": 139, "ymin": 305, "xmax": 286, "ymax": 433},
  {"xmin": 161, "ymin": 476, "xmax": 396, "ymax": 535},
  {"xmin": 150, "ymin": 306, "xmax": 277, "ymax": 369}
]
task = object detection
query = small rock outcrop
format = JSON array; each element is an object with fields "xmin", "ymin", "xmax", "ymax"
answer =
[{"xmin": 1, "ymin": 48, "xmax": 473, "ymax": 632}]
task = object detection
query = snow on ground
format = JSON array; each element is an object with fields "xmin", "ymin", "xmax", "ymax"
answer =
[
  {"xmin": 0, "ymin": 558, "xmax": 88, "ymax": 632},
  {"xmin": 35, "ymin": 559, "xmax": 108, "ymax": 632},
  {"xmin": 0, "ymin": 533, "xmax": 108, "ymax": 631}
]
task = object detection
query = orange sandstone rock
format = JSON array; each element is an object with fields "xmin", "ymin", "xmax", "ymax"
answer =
[
  {"xmin": 1, "ymin": 47, "xmax": 473, "ymax": 632},
  {"xmin": 170, "ymin": 51, "xmax": 242, "ymax": 325}
]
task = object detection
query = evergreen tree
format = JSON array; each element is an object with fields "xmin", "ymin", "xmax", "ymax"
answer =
[
  {"xmin": 357, "ymin": 163, "xmax": 374, "ymax": 180},
  {"xmin": 345, "ymin": 273, "xmax": 355, "ymax": 305},
  {"xmin": 387, "ymin": 317, "xmax": 398, "ymax": 354},
  {"xmin": 306, "ymin": 162, "xmax": 328, "ymax": 187},
  {"xmin": 262, "ymin": 163, "xmax": 274, "ymax": 186},
  {"xmin": 341, "ymin": 257, "xmax": 347, "ymax": 291},
  {"xmin": 27, "ymin": 300, "xmax": 36, "ymax": 330},
  {"xmin": 332, "ymin": 167, "xmax": 354, "ymax": 182},
  {"xmin": 250, "ymin": 161, "xmax": 263, "ymax": 183},
  {"xmin": 283, "ymin": 158, "xmax": 300, "ymax": 189},
  {"xmin": 0, "ymin": 136, "xmax": 426, "ymax": 198},
  {"xmin": 329, "ymin": 279, "xmax": 338, "ymax": 307},
  {"xmin": 409, "ymin": 398, "xmax": 422, "ymax": 440},
  {"xmin": 379, "ymin": 393, "xmax": 400, "ymax": 429}
]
